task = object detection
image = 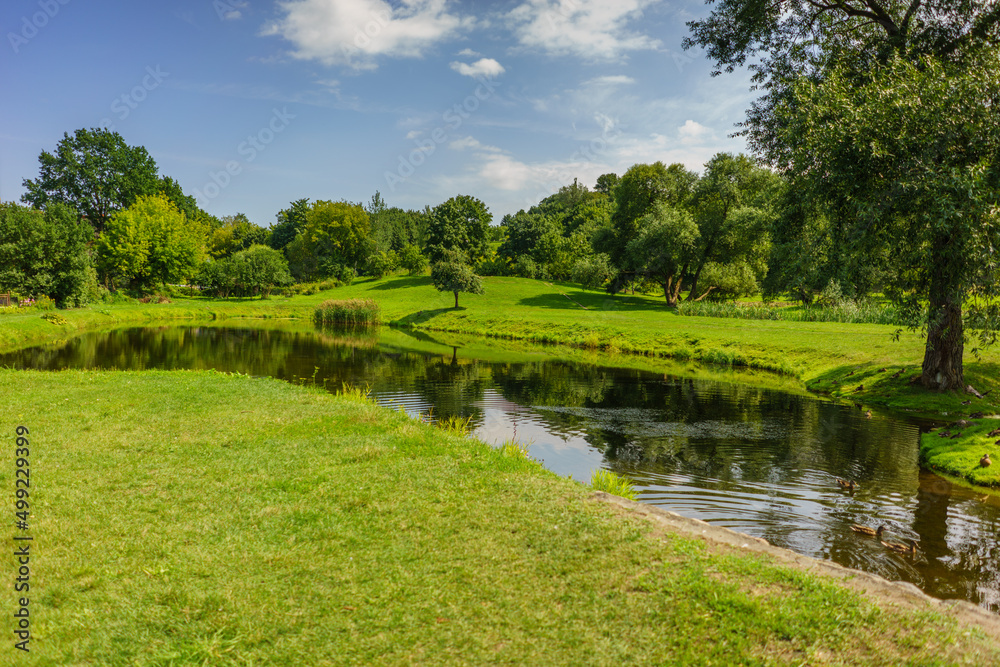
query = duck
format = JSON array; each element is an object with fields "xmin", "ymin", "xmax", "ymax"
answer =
[
  {"xmin": 836, "ymin": 478, "xmax": 858, "ymax": 491},
  {"xmin": 882, "ymin": 538, "xmax": 918, "ymax": 555},
  {"xmin": 864, "ymin": 410, "xmax": 872, "ymax": 419},
  {"xmin": 981, "ymin": 453, "xmax": 992, "ymax": 468},
  {"xmin": 851, "ymin": 524, "xmax": 885, "ymax": 538}
]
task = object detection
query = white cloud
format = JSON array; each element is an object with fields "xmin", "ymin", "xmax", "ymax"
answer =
[
  {"xmin": 449, "ymin": 136, "xmax": 504, "ymax": 152},
  {"xmin": 449, "ymin": 57, "xmax": 505, "ymax": 78},
  {"xmin": 456, "ymin": 47, "xmax": 481, "ymax": 57},
  {"xmin": 264, "ymin": 0, "xmax": 473, "ymax": 70},
  {"xmin": 584, "ymin": 75, "xmax": 635, "ymax": 87},
  {"xmin": 677, "ymin": 119, "xmax": 713, "ymax": 145},
  {"xmin": 506, "ymin": 0, "xmax": 660, "ymax": 60},
  {"xmin": 405, "ymin": 130, "xmax": 423, "ymax": 140}
]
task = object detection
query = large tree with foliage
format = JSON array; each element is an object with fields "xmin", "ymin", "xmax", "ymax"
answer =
[
  {"xmin": 686, "ymin": 153, "xmax": 781, "ymax": 301},
  {"xmin": 0, "ymin": 203, "xmax": 94, "ymax": 306},
  {"xmin": 21, "ymin": 128, "xmax": 161, "ymax": 232},
  {"xmin": 604, "ymin": 162, "xmax": 697, "ymax": 275},
  {"xmin": 625, "ymin": 203, "xmax": 701, "ymax": 307},
  {"xmin": 425, "ymin": 195, "xmax": 491, "ymax": 264},
  {"xmin": 301, "ymin": 200, "xmax": 373, "ymax": 280},
  {"xmin": 96, "ymin": 194, "xmax": 205, "ymax": 290},
  {"xmin": 686, "ymin": 0, "xmax": 1000, "ymax": 391}
]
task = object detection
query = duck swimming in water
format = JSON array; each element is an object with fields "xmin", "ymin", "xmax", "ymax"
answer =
[
  {"xmin": 836, "ymin": 478, "xmax": 858, "ymax": 491},
  {"xmin": 851, "ymin": 524, "xmax": 885, "ymax": 538},
  {"xmin": 882, "ymin": 539, "xmax": 918, "ymax": 555}
]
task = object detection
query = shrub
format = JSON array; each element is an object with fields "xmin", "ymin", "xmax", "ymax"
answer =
[
  {"xmin": 398, "ymin": 244, "xmax": 428, "ymax": 275},
  {"xmin": 571, "ymin": 253, "xmax": 614, "ymax": 290}
]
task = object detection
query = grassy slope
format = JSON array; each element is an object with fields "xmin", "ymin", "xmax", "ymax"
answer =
[
  {"xmin": 3, "ymin": 369, "xmax": 996, "ymax": 665},
  {"xmin": 3, "ymin": 273, "xmax": 998, "ymax": 484}
]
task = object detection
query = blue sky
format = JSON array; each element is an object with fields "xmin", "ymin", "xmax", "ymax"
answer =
[{"xmin": 1, "ymin": 0, "xmax": 753, "ymax": 226}]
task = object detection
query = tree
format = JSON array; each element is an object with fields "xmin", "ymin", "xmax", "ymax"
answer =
[
  {"xmin": 431, "ymin": 249, "xmax": 484, "ymax": 309},
  {"xmin": 686, "ymin": 0, "xmax": 1000, "ymax": 391},
  {"xmin": 426, "ymin": 195, "xmax": 491, "ymax": 264},
  {"xmin": 270, "ymin": 198, "xmax": 310, "ymax": 252},
  {"xmin": 0, "ymin": 203, "xmax": 94, "ymax": 306},
  {"xmin": 624, "ymin": 203, "xmax": 700, "ymax": 307},
  {"xmin": 686, "ymin": 153, "xmax": 780, "ymax": 300},
  {"xmin": 207, "ymin": 213, "xmax": 271, "ymax": 259},
  {"xmin": 607, "ymin": 162, "xmax": 697, "ymax": 272},
  {"xmin": 301, "ymin": 200, "xmax": 373, "ymax": 279},
  {"xmin": 777, "ymin": 53, "xmax": 1000, "ymax": 390},
  {"xmin": 594, "ymin": 173, "xmax": 619, "ymax": 196},
  {"xmin": 399, "ymin": 244, "xmax": 428, "ymax": 275},
  {"xmin": 96, "ymin": 194, "xmax": 205, "ymax": 290},
  {"xmin": 197, "ymin": 244, "xmax": 292, "ymax": 298},
  {"xmin": 21, "ymin": 128, "xmax": 160, "ymax": 232},
  {"xmin": 685, "ymin": 0, "xmax": 1000, "ymax": 163}
]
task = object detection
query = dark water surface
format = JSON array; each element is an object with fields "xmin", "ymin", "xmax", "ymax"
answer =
[{"xmin": 4, "ymin": 325, "xmax": 999, "ymax": 611}]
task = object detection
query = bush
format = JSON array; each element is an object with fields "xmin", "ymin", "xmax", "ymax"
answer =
[
  {"xmin": 197, "ymin": 245, "xmax": 293, "ymax": 298},
  {"xmin": 313, "ymin": 298, "xmax": 381, "ymax": 325},
  {"xmin": 571, "ymin": 254, "xmax": 614, "ymax": 290},
  {"xmin": 365, "ymin": 249, "xmax": 398, "ymax": 278},
  {"xmin": 398, "ymin": 244, "xmax": 428, "ymax": 275}
]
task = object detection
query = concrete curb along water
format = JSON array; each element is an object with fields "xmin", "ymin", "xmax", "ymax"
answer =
[{"xmin": 590, "ymin": 491, "xmax": 1000, "ymax": 637}]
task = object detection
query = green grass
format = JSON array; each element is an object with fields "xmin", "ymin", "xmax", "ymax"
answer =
[
  {"xmin": 2, "ymin": 369, "xmax": 996, "ymax": 665},
  {"xmin": 921, "ymin": 418, "xmax": 1000, "ymax": 487},
  {"xmin": 4, "ymin": 272, "xmax": 1000, "ymax": 484},
  {"xmin": 590, "ymin": 469, "xmax": 638, "ymax": 500}
]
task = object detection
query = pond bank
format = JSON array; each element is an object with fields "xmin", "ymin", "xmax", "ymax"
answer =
[
  {"xmin": 3, "ymin": 368, "xmax": 997, "ymax": 663},
  {"xmin": 2, "ymin": 273, "xmax": 999, "ymax": 486}
]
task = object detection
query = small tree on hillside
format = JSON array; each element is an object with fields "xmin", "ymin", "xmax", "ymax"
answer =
[{"xmin": 431, "ymin": 250, "xmax": 484, "ymax": 309}]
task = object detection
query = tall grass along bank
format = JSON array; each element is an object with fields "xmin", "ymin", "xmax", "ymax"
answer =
[
  {"xmin": 313, "ymin": 297, "xmax": 381, "ymax": 326},
  {"xmin": 2, "ymin": 369, "xmax": 997, "ymax": 664}
]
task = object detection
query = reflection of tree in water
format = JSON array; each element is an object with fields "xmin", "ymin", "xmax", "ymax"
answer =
[{"xmin": 411, "ymin": 348, "xmax": 488, "ymax": 423}]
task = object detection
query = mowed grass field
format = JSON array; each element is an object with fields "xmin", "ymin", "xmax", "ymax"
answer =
[{"xmin": 3, "ymin": 369, "xmax": 998, "ymax": 665}]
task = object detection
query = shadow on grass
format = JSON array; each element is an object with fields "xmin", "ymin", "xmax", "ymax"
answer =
[
  {"xmin": 518, "ymin": 288, "xmax": 669, "ymax": 313},
  {"xmin": 394, "ymin": 307, "xmax": 458, "ymax": 326},
  {"xmin": 368, "ymin": 276, "xmax": 434, "ymax": 290}
]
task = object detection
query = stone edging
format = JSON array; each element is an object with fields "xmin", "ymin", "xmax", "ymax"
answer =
[{"xmin": 591, "ymin": 491, "xmax": 1000, "ymax": 637}]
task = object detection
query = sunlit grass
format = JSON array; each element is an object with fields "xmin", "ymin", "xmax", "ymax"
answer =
[
  {"xmin": 590, "ymin": 468, "xmax": 638, "ymax": 501},
  {"xmin": 1, "ymin": 369, "xmax": 996, "ymax": 664}
]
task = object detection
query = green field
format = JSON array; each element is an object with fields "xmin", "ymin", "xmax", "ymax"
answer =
[
  {"xmin": 3, "ymin": 370, "xmax": 997, "ymax": 665},
  {"xmin": 3, "ymin": 273, "xmax": 998, "ymax": 485}
]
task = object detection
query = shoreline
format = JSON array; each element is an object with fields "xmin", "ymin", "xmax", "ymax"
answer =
[
  {"xmin": 2, "ymin": 367, "xmax": 996, "ymax": 662},
  {"xmin": 1, "ymin": 275, "xmax": 998, "ymax": 487}
]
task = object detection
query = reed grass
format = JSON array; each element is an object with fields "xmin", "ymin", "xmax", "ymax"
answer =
[
  {"xmin": 313, "ymin": 297, "xmax": 381, "ymax": 326},
  {"xmin": 590, "ymin": 469, "xmax": 638, "ymax": 501},
  {"xmin": 676, "ymin": 299, "xmax": 910, "ymax": 326}
]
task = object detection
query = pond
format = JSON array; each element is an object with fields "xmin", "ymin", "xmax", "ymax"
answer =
[{"xmin": 4, "ymin": 323, "xmax": 999, "ymax": 612}]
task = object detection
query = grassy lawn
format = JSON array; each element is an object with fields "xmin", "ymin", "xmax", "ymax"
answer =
[
  {"xmin": 3, "ymin": 369, "xmax": 998, "ymax": 665},
  {"xmin": 2, "ymin": 273, "xmax": 999, "ymax": 484}
]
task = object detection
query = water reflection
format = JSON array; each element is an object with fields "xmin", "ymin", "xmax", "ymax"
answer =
[{"xmin": 2, "ymin": 325, "xmax": 998, "ymax": 612}]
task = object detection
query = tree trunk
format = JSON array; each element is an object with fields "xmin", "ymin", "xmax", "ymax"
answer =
[
  {"xmin": 921, "ymin": 281, "xmax": 964, "ymax": 391},
  {"xmin": 454, "ymin": 291, "xmax": 459, "ymax": 309},
  {"xmin": 663, "ymin": 276, "xmax": 683, "ymax": 307}
]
